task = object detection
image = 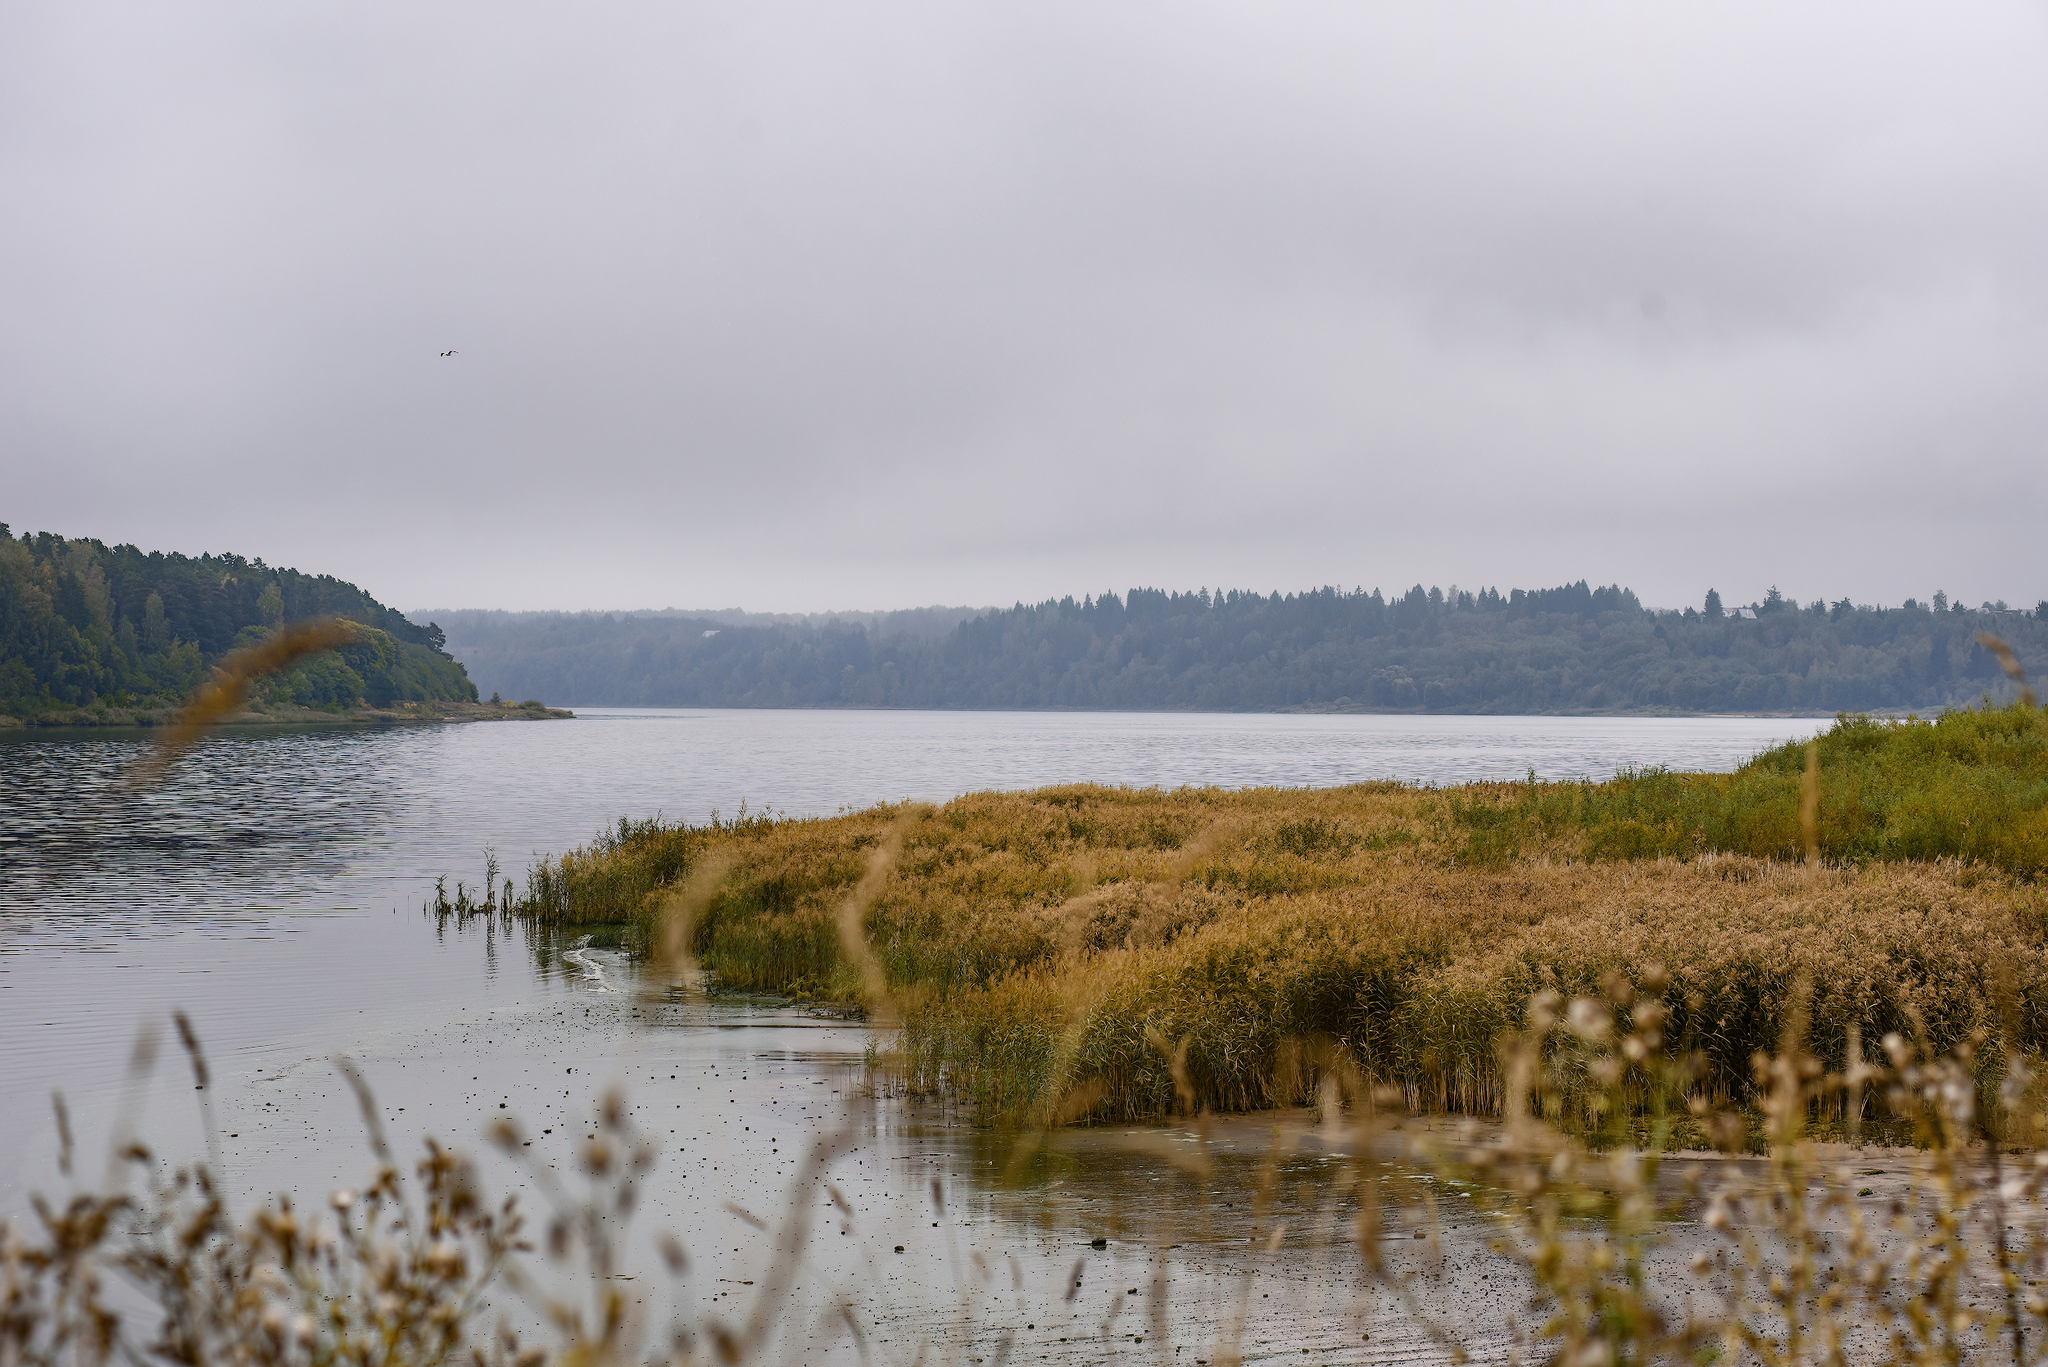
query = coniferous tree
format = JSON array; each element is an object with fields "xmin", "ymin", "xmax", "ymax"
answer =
[
  {"xmin": 428, "ymin": 581, "xmax": 2045, "ymax": 715},
  {"xmin": 0, "ymin": 528, "xmax": 476, "ymax": 716}
]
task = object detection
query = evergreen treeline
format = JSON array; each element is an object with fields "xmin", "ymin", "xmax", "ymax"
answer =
[
  {"xmin": 437, "ymin": 582, "xmax": 2048, "ymax": 714},
  {"xmin": 0, "ymin": 525, "xmax": 476, "ymax": 716}
]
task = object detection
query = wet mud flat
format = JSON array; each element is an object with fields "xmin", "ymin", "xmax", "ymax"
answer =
[
  {"xmin": 209, "ymin": 948, "xmax": 1496, "ymax": 1363},
  {"xmin": 201, "ymin": 945, "xmax": 1999, "ymax": 1366}
]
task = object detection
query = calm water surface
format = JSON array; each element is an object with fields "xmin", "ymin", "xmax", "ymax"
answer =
[
  {"xmin": 0, "ymin": 709, "xmax": 1823, "ymax": 1361},
  {"xmin": 4, "ymin": 707, "xmax": 1824, "ymax": 926}
]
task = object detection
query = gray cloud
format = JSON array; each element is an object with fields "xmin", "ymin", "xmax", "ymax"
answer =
[{"xmin": 4, "ymin": 1, "xmax": 2044, "ymax": 613}]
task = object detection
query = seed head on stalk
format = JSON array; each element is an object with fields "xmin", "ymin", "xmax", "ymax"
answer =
[{"xmin": 130, "ymin": 617, "xmax": 366, "ymax": 785}]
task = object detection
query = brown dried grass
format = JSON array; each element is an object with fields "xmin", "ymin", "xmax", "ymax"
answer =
[{"xmin": 512, "ymin": 778, "xmax": 2048, "ymax": 1128}]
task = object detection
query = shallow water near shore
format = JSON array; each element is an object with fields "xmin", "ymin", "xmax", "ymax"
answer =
[
  {"xmin": 221, "ymin": 943, "xmax": 1536, "ymax": 1363},
  {"xmin": 0, "ymin": 708, "xmax": 1825, "ymax": 1359}
]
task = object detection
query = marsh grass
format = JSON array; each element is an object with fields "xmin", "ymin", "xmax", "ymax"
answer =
[
  {"xmin": 503, "ymin": 705, "xmax": 2048, "ymax": 1130},
  {"xmin": 22, "ymin": 854, "xmax": 2048, "ymax": 1365},
  {"xmin": 1460, "ymin": 701, "xmax": 2048, "ymax": 874}
]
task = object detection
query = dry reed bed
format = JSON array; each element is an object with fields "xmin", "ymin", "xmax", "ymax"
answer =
[
  {"xmin": 512, "ymin": 762, "xmax": 2048, "ymax": 1127},
  {"xmin": 904, "ymin": 857, "xmax": 2048, "ymax": 1125}
]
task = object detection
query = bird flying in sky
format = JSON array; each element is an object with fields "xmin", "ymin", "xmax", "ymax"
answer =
[{"xmin": 439, "ymin": 349, "xmax": 457, "ymax": 357}]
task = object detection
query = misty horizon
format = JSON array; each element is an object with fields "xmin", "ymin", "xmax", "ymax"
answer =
[{"xmin": 411, "ymin": 582, "xmax": 2043, "ymax": 623}]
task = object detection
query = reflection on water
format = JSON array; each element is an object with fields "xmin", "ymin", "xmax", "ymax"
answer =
[
  {"xmin": 1, "ymin": 728, "xmax": 403, "ymax": 942},
  {"xmin": 221, "ymin": 937, "xmax": 1528, "ymax": 1364}
]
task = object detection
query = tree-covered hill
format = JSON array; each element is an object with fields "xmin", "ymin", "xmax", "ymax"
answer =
[
  {"xmin": 0, "ymin": 525, "xmax": 476, "ymax": 717},
  {"xmin": 435, "ymin": 582, "xmax": 2048, "ymax": 714}
]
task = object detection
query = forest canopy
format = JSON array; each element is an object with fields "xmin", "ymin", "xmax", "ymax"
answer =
[
  {"xmin": 0, "ymin": 525, "xmax": 476, "ymax": 717},
  {"xmin": 435, "ymin": 582, "xmax": 2048, "ymax": 714}
]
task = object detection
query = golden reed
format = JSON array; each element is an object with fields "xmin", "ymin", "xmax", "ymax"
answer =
[
  {"xmin": 130, "ymin": 617, "xmax": 365, "ymax": 784},
  {"xmin": 1977, "ymin": 630, "xmax": 2039, "ymax": 708}
]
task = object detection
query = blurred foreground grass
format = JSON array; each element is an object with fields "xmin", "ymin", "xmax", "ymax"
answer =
[{"xmin": 19, "ymin": 968, "xmax": 2048, "ymax": 1366}]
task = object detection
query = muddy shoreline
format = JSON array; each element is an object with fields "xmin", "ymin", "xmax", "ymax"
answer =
[{"xmin": 214, "ymin": 931, "xmax": 1967, "ymax": 1367}]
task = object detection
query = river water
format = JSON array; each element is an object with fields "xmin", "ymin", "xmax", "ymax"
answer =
[{"xmin": 0, "ymin": 708, "xmax": 1824, "ymax": 1362}]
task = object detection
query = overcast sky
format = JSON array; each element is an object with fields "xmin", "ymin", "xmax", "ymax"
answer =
[{"xmin": 4, "ymin": 2, "xmax": 2045, "ymax": 615}]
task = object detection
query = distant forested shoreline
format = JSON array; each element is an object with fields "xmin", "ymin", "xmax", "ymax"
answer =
[
  {"xmin": 1, "ymin": 525, "xmax": 476, "ymax": 718},
  {"xmin": 430, "ymin": 583, "xmax": 2048, "ymax": 715}
]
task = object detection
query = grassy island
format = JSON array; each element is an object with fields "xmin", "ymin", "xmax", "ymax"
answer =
[{"xmin": 515, "ymin": 704, "xmax": 2048, "ymax": 1129}]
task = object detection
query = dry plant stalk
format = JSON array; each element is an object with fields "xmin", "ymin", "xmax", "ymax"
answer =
[
  {"xmin": 1978, "ymin": 631, "xmax": 2040, "ymax": 708},
  {"xmin": 131, "ymin": 617, "xmax": 365, "ymax": 783},
  {"xmin": 647, "ymin": 854, "xmax": 735, "ymax": 995},
  {"xmin": 1801, "ymin": 740, "xmax": 1822, "ymax": 865},
  {"xmin": 1380, "ymin": 964, "xmax": 2048, "ymax": 1367},
  {"xmin": 832, "ymin": 810, "xmax": 920, "ymax": 1021},
  {"xmin": 6, "ymin": 1017, "xmax": 885, "ymax": 1367},
  {"xmin": 7, "ymin": 1038, "xmax": 533, "ymax": 1367}
]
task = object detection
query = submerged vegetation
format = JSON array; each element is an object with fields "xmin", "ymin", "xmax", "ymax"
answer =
[
  {"xmin": 508, "ymin": 704, "xmax": 2048, "ymax": 1128},
  {"xmin": 0, "ymin": 525, "xmax": 475, "ymax": 721}
]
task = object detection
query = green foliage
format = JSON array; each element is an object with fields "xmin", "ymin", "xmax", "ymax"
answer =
[
  {"xmin": 437, "ymin": 583, "xmax": 2046, "ymax": 713},
  {"xmin": 0, "ymin": 525, "xmax": 476, "ymax": 716},
  {"xmin": 1448, "ymin": 703, "xmax": 2048, "ymax": 876}
]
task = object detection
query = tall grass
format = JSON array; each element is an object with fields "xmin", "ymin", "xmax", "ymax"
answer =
[
  {"xmin": 905, "ymin": 858, "xmax": 2048, "ymax": 1130},
  {"xmin": 1449, "ymin": 701, "xmax": 2048, "ymax": 873},
  {"xmin": 502, "ymin": 704, "xmax": 2048, "ymax": 1128}
]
